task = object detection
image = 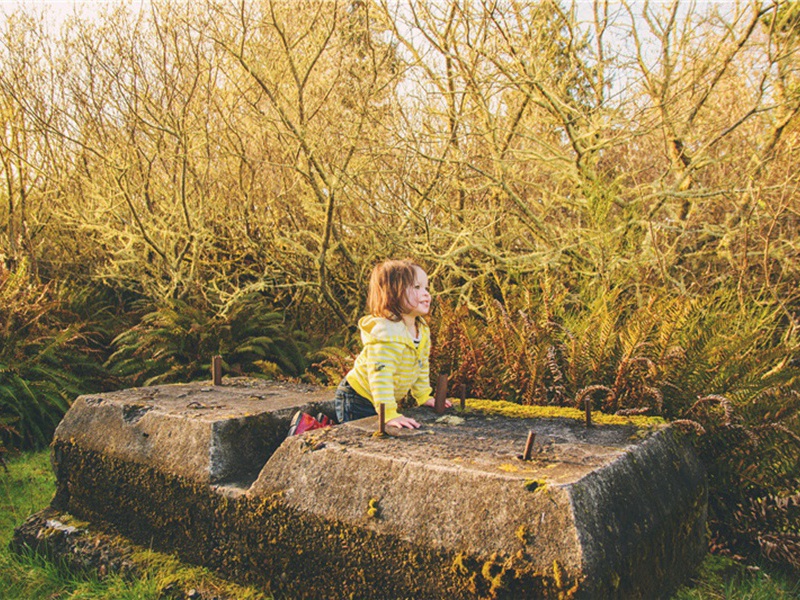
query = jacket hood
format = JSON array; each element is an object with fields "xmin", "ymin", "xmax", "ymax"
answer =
[{"xmin": 358, "ymin": 315, "xmax": 427, "ymax": 347}]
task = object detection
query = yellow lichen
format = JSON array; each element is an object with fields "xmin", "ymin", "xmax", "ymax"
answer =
[
  {"xmin": 553, "ymin": 559, "xmax": 564, "ymax": 589},
  {"xmin": 523, "ymin": 479, "xmax": 547, "ymax": 492},
  {"xmin": 366, "ymin": 497, "xmax": 380, "ymax": 519},
  {"xmin": 59, "ymin": 514, "xmax": 90, "ymax": 528},
  {"xmin": 498, "ymin": 463, "xmax": 519, "ymax": 473},
  {"xmin": 611, "ymin": 571, "xmax": 620, "ymax": 589},
  {"xmin": 481, "ymin": 553, "xmax": 511, "ymax": 595},
  {"xmin": 515, "ymin": 525, "xmax": 529, "ymax": 545},
  {"xmin": 481, "ymin": 557, "xmax": 498, "ymax": 581},
  {"xmin": 451, "ymin": 552, "xmax": 470, "ymax": 576},
  {"xmin": 552, "ymin": 559, "xmax": 580, "ymax": 599},
  {"xmin": 466, "ymin": 398, "xmax": 665, "ymax": 428}
]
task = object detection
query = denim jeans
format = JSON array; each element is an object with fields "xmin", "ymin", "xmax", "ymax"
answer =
[{"xmin": 334, "ymin": 378, "xmax": 377, "ymax": 423}]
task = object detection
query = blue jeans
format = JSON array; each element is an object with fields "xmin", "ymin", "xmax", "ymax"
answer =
[{"xmin": 334, "ymin": 378, "xmax": 377, "ymax": 423}]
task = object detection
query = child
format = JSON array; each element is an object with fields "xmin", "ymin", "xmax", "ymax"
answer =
[
  {"xmin": 335, "ymin": 258, "xmax": 450, "ymax": 428},
  {"xmin": 288, "ymin": 259, "xmax": 449, "ymax": 436}
]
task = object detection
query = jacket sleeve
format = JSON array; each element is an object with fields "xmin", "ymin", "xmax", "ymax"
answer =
[
  {"xmin": 364, "ymin": 340, "xmax": 402, "ymax": 421},
  {"xmin": 410, "ymin": 339, "xmax": 433, "ymax": 405}
]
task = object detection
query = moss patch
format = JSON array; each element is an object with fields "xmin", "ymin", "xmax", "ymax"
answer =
[
  {"xmin": 466, "ymin": 399, "xmax": 665, "ymax": 428},
  {"xmin": 523, "ymin": 479, "xmax": 548, "ymax": 492}
]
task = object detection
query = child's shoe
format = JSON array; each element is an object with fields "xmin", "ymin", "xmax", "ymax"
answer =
[{"xmin": 287, "ymin": 411, "xmax": 322, "ymax": 437}]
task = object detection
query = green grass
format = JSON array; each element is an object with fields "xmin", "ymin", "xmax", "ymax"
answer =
[
  {"xmin": 672, "ymin": 554, "xmax": 799, "ymax": 599},
  {"xmin": 1, "ymin": 450, "xmax": 798, "ymax": 599},
  {"xmin": 0, "ymin": 449, "xmax": 53, "ymax": 548}
]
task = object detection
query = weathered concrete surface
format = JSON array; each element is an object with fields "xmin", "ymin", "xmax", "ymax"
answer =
[
  {"xmin": 253, "ymin": 409, "xmax": 707, "ymax": 599},
  {"xmin": 51, "ymin": 378, "xmax": 333, "ymax": 487},
  {"xmin": 19, "ymin": 379, "xmax": 706, "ymax": 599}
]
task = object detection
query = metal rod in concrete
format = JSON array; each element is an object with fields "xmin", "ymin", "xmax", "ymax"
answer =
[
  {"xmin": 434, "ymin": 374, "xmax": 448, "ymax": 414},
  {"xmin": 585, "ymin": 399, "xmax": 592, "ymax": 427},
  {"xmin": 523, "ymin": 430, "xmax": 536, "ymax": 460},
  {"xmin": 379, "ymin": 403, "xmax": 386, "ymax": 435},
  {"xmin": 212, "ymin": 355, "xmax": 222, "ymax": 386}
]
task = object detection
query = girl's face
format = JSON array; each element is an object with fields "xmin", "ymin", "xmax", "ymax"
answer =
[{"xmin": 405, "ymin": 266, "xmax": 431, "ymax": 318}]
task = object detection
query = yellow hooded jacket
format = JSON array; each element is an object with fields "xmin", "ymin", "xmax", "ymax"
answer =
[{"xmin": 345, "ymin": 315, "xmax": 433, "ymax": 422}]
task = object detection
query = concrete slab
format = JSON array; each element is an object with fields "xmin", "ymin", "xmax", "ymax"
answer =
[
  {"xmin": 28, "ymin": 380, "xmax": 706, "ymax": 599},
  {"xmin": 51, "ymin": 378, "xmax": 334, "ymax": 487},
  {"xmin": 251, "ymin": 405, "xmax": 706, "ymax": 598}
]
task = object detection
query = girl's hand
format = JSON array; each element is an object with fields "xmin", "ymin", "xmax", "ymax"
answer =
[
  {"xmin": 387, "ymin": 415, "xmax": 421, "ymax": 429},
  {"xmin": 423, "ymin": 398, "xmax": 453, "ymax": 409}
]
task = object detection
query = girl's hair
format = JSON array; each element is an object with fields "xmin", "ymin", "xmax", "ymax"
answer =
[{"xmin": 367, "ymin": 259, "xmax": 423, "ymax": 321}]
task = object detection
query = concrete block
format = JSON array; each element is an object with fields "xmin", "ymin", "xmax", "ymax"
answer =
[
  {"xmin": 28, "ymin": 380, "xmax": 705, "ymax": 599},
  {"xmin": 51, "ymin": 379, "xmax": 333, "ymax": 488}
]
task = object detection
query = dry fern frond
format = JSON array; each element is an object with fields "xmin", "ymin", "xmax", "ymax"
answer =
[
  {"xmin": 670, "ymin": 419, "xmax": 707, "ymax": 435},
  {"xmin": 685, "ymin": 394, "xmax": 734, "ymax": 426},
  {"xmin": 574, "ymin": 385, "xmax": 614, "ymax": 409},
  {"xmin": 642, "ymin": 386, "xmax": 664, "ymax": 413},
  {"xmin": 759, "ymin": 533, "xmax": 800, "ymax": 570}
]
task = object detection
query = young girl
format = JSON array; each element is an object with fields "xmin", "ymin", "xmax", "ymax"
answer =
[{"xmin": 334, "ymin": 258, "xmax": 450, "ymax": 429}]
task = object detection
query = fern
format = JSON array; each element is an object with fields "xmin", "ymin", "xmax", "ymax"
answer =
[
  {"xmin": 106, "ymin": 295, "xmax": 308, "ymax": 385},
  {"xmin": 0, "ymin": 363, "xmax": 70, "ymax": 449},
  {"xmin": 306, "ymin": 345, "xmax": 357, "ymax": 385},
  {"xmin": 0, "ymin": 261, "xmax": 113, "ymax": 449}
]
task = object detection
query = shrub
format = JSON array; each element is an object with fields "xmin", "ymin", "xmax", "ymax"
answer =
[
  {"xmin": 106, "ymin": 294, "xmax": 309, "ymax": 386},
  {"xmin": 0, "ymin": 262, "xmax": 110, "ymax": 450}
]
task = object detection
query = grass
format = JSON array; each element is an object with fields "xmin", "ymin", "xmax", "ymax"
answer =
[
  {"xmin": 0, "ymin": 449, "xmax": 53, "ymax": 549},
  {"xmin": 672, "ymin": 554, "xmax": 799, "ymax": 599},
  {"xmin": 1, "ymin": 450, "xmax": 798, "ymax": 599}
]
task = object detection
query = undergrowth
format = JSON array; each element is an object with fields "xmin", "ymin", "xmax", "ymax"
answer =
[
  {"xmin": 0, "ymin": 261, "xmax": 115, "ymax": 451},
  {"xmin": 672, "ymin": 554, "xmax": 799, "ymax": 599}
]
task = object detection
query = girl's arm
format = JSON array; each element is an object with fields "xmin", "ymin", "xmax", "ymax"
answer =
[
  {"xmin": 410, "ymin": 331, "xmax": 433, "ymax": 405},
  {"xmin": 368, "ymin": 340, "xmax": 425, "ymax": 428}
]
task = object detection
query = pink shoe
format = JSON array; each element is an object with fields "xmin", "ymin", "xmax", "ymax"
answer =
[{"xmin": 287, "ymin": 411, "xmax": 323, "ymax": 437}]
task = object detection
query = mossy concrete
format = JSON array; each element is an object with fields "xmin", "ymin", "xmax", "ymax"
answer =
[{"xmin": 23, "ymin": 379, "xmax": 706, "ymax": 599}]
